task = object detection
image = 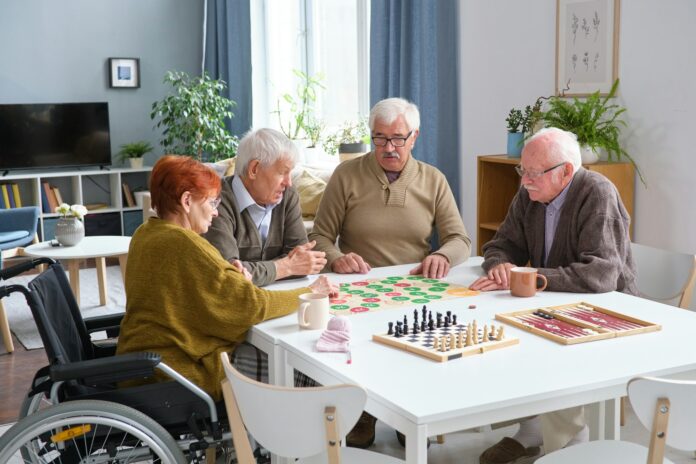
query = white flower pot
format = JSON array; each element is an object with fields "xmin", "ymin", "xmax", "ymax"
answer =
[
  {"xmin": 55, "ymin": 217, "xmax": 85, "ymax": 246},
  {"xmin": 580, "ymin": 145, "xmax": 600, "ymax": 164},
  {"xmin": 129, "ymin": 158, "xmax": 144, "ymax": 169}
]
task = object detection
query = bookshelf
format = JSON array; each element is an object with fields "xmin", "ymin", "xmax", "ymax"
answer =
[
  {"xmin": 476, "ymin": 155, "xmax": 635, "ymax": 255},
  {"xmin": 0, "ymin": 167, "xmax": 151, "ymax": 240}
]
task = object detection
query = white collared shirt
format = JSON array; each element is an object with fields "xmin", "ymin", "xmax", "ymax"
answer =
[{"xmin": 231, "ymin": 175, "xmax": 277, "ymax": 245}]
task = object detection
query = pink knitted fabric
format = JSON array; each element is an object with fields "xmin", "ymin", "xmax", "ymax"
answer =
[{"xmin": 316, "ymin": 316, "xmax": 351, "ymax": 352}]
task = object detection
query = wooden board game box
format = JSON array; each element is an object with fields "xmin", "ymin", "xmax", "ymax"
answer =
[{"xmin": 495, "ymin": 302, "xmax": 661, "ymax": 345}]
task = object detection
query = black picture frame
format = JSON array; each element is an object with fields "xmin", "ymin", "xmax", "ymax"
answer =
[{"xmin": 108, "ymin": 57, "xmax": 140, "ymax": 89}]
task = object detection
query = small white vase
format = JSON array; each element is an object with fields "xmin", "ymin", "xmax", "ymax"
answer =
[
  {"xmin": 55, "ymin": 217, "xmax": 85, "ymax": 246},
  {"xmin": 580, "ymin": 145, "xmax": 600, "ymax": 164},
  {"xmin": 129, "ymin": 158, "xmax": 144, "ymax": 169}
]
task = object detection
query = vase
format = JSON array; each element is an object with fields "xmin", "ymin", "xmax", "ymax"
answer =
[
  {"xmin": 580, "ymin": 145, "xmax": 600, "ymax": 164},
  {"xmin": 507, "ymin": 132, "xmax": 524, "ymax": 157},
  {"xmin": 129, "ymin": 158, "xmax": 144, "ymax": 169},
  {"xmin": 55, "ymin": 217, "xmax": 85, "ymax": 246}
]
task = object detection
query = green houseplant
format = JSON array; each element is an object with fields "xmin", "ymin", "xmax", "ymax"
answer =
[
  {"xmin": 505, "ymin": 108, "xmax": 524, "ymax": 157},
  {"xmin": 150, "ymin": 71, "xmax": 238, "ymax": 161},
  {"xmin": 323, "ymin": 118, "xmax": 370, "ymax": 161},
  {"xmin": 116, "ymin": 141, "xmax": 153, "ymax": 169},
  {"xmin": 541, "ymin": 79, "xmax": 644, "ymax": 183},
  {"xmin": 274, "ymin": 69, "xmax": 325, "ymax": 142}
]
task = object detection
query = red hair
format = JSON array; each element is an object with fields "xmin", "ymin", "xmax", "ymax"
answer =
[{"xmin": 149, "ymin": 155, "xmax": 221, "ymax": 217}]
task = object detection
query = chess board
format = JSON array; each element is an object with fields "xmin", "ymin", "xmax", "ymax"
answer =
[
  {"xmin": 373, "ymin": 312, "xmax": 519, "ymax": 362},
  {"xmin": 495, "ymin": 302, "xmax": 661, "ymax": 345},
  {"xmin": 330, "ymin": 275, "xmax": 479, "ymax": 315}
]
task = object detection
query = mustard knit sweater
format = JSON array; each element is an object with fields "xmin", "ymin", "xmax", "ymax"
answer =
[{"xmin": 116, "ymin": 218, "xmax": 309, "ymax": 400}]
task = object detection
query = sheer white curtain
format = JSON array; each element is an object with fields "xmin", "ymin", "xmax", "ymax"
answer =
[{"xmin": 251, "ymin": 0, "xmax": 370, "ymax": 132}]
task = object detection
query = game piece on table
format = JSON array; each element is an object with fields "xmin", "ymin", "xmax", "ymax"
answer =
[
  {"xmin": 428, "ymin": 310, "xmax": 432, "ymax": 322},
  {"xmin": 443, "ymin": 318, "xmax": 449, "ymax": 328},
  {"xmin": 433, "ymin": 337, "xmax": 439, "ymax": 351},
  {"xmin": 414, "ymin": 309, "xmax": 418, "ymax": 322},
  {"xmin": 403, "ymin": 323, "xmax": 408, "ymax": 335},
  {"xmin": 483, "ymin": 325, "xmax": 489, "ymax": 342},
  {"xmin": 436, "ymin": 313, "xmax": 442, "ymax": 328},
  {"xmin": 452, "ymin": 314, "xmax": 457, "ymax": 325},
  {"xmin": 446, "ymin": 310, "xmax": 452, "ymax": 319},
  {"xmin": 422, "ymin": 306, "xmax": 428, "ymax": 321},
  {"xmin": 420, "ymin": 320, "xmax": 426, "ymax": 332},
  {"xmin": 428, "ymin": 319, "xmax": 434, "ymax": 331},
  {"xmin": 388, "ymin": 322, "xmax": 394, "ymax": 335},
  {"xmin": 469, "ymin": 304, "xmax": 476, "ymax": 309},
  {"xmin": 465, "ymin": 325, "xmax": 473, "ymax": 346},
  {"xmin": 496, "ymin": 326, "xmax": 505, "ymax": 340},
  {"xmin": 403, "ymin": 315, "xmax": 408, "ymax": 326},
  {"xmin": 472, "ymin": 321, "xmax": 478, "ymax": 343},
  {"xmin": 489, "ymin": 324, "xmax": 496, "ymax": 338},
  {"xmin": 449, "ymin": 334, "xmax": 455, "ymax": 350},
  {"xmin": 413, "ymin": 322, "xmax": 419, "ymax": 334}
]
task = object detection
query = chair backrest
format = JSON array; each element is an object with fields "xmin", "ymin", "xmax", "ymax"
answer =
[
  {"xmin": 630, "ymin": 242, "xmax": 696, "ymax": 308},
  {"xmin": 27, "ymin": 262, "xmax": 93, "ymax": 365},
  {"xmin": 628, "ymin": 376, "xmax": 696, "ymax": 452},
  {"xmin": 142, "ymin": 192, "xmax": 156, "ymax": 223},
  {"xmin": 220, "ymin": 352, "xmax": 365, "ymax": 462}
]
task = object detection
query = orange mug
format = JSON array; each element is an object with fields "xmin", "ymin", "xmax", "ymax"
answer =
[{"xmin": 509, "ymin": 267, "xmax": 547, "ymax": 297}]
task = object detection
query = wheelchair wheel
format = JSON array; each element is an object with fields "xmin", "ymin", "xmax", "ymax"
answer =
[
  {"xmin": 0, "ymin": 399, "xmax": 187, "ymax": 463},
  {"xmin": 19, "ymin": 389, "xmax": 52, "ymax": 419}
]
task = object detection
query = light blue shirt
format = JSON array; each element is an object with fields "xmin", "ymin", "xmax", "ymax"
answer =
[
  {"xmin": 544, "ymin": 177, "xmax": 574, "ymax": 265},
  {"xmin": 231, "ymin": 175, "xmax": 277, "ymax": 245}
]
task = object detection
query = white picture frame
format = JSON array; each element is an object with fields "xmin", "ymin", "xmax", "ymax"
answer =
[
  {"xmin": 109, "ymin": 57, "xmax": 140, "ymax": 89},
  {"xmin": 556, "ymin": 0, "xmax": 619, "ymax": 96}
]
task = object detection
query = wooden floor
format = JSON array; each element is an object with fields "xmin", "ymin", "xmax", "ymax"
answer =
[{"xmin": 0, "ymin": 336, "xmax": 47, "ymax": 424}]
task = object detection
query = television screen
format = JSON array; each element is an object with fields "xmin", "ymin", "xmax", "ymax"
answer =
[{"xmin": 0, "ymin": 102, "xmax": 111, "ymax": 171}]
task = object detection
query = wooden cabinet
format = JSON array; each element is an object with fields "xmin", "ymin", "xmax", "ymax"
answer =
[{"xmin": 476, "ymin": 155, "xmax": 634, "ymax": 255}]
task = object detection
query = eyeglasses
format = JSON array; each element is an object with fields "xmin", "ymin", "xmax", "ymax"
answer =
[
  {"xmin": 515, "ymin": 162, "xmax": 566, "ymax": 179},
  {"xmin": 207, "ymin": 196, "xmax": 222, "ymax": 209},
  {"xmin": 371, "ymin": 131, "xmax": 413, "ymax": 148}
]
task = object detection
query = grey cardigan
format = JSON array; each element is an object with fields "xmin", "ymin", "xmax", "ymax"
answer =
[
  {"xmin": 482, "ymin": 169, "xmax": 637, "ymax": 294},
  {"xmin": 203, "ymin": 176, "xmax": 308, "ymax": 287}
]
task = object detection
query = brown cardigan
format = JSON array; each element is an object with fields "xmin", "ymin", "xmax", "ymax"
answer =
[{"xmin": 482, "ymin": 169, "xmax": 637, "ymax": 294}]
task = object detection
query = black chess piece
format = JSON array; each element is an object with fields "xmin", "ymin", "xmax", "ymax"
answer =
[
  {"xmin": 444, "ymin": 318, "xmax": 450, "ymax": 328},
  {"xmin": 388, "ymin": 322, "xmax": 394, "ymax": 335},
  {"xmin": 413, "ymin": 322, "xmax": 419, "ymax": 334},
  {"xmin": 447, "ymin": 310, "xmax": 452, "ymax": 319},
  {"xmin": 395, "ymin": 324, "xmax": 402, "ymax": 338},
  {"xmin": 422, "ymin": 306, "xmax": 428, "ymax": 321},
  {"xmin": 403, "ymin": 323, "xmax": 408, "ymax": 335},
  {"xmin": 428, "ymin": 319, "xmax": 434, "ymax": 331},
  {"xmin": 414, "ymin": 309, "xmax": 419, "ymax": 322},
  {"xmin": 452, "ymin": 314, "xmax": 458, "ymax": 325},
  {"xmin": 436, "ymin": 313, "xmax": 442, "ymax": 328},
  {"xmin": 403, "ymin": 315, "xmax": 408, "ymax": 326},
  {"xmin": 420, "ymin": 320, "xmax": 426, "ymax": 332}
]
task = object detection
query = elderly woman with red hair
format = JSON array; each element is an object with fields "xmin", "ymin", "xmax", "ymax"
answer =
[{"xmin": 117, "ymin": 155, "xmax": 336, "ymax": 400}]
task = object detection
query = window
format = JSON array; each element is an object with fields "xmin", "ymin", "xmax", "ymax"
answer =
[{"xmin": 251, "ymin": 0, "xmax": 370, "ymax": 136}]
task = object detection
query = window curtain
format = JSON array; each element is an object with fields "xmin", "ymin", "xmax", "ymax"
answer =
[
  {"xmin": 369, "ymin": 0, "xmax": 460, "ymax": 204},
  {"xmin": 204, "ymin": 0, "xmax": 252, "ymax": 137}
]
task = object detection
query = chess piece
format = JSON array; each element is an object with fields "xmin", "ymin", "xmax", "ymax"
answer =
[
  {"xmin": 433, "ymin": 337, "xmax": 439, "ymax": 351},
  {"xmin": 428, "ymin": 319, "xmax": 434, "ymax": 331},
  {"xmin": 403, "ymin": 323, "xmax": 408, "ymax": 335},
  {"xmin": 413, "ymin": 322, "xmax": 419, "ymax": 334},
  {"xmin": 449, "ymin": 334, "xmax": 455, "ymax": 350},
  {"xmin": 465, "ymin": 325, "xmax": 473, "ymax": 346},
  {"xmin": 452, "ymin": 314, "xmax": 457, "ymax": 325},
  {"xmin": 482, "ymin": 325, "xmax": 489, "ymax": 342},
  {"xmin": 422, "ymin": 306, "xmax": 428, "ymax": 321},
  {"xmin": 457, "ymin": 332, "xmax": 464, "ymax": 348},
  {"xmin": 414, "ymin": 309, "xmax": 419, "ymax": 322},
  {"xmin": 443, "ymin": 318, "xmax": 449, "ymax": 328},
  {"xmin": 472, "ymin": 321, "xmax": 478, "ymax": 343},
  {"xmin": 421, "ymin": 320, "xmax": 426, "ymax": 332},
  {"xmin": 497, "ymin": 326, "xmax": 505, "ymax": 340},
  {"xmin": 403, "ymin": 315, "xmax": 408, "ymax": 326},
  {"xmin": 388, "ymin": 322, "xmax": 394, "ymax": 335},
  {"xmin": 446, "ymin": 310, "xmax": 452, "ymax": 319}
]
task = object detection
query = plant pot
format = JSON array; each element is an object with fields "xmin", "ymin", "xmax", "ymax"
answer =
[
  {"xmin": 55, "ymin": 217, "xmax": 85, "ymax": 246},
  {"xmin": 507, "ymin": 132, "xmax": 524, "ymax": 157},
  {"xmin": 129, "ymin": 158, "xmax": 144, "ymax": 169},
  {"xmin": 338, "ymin": 142, "xmax": 368, "ymax": 163},
  {"xmin": 304, "ymin": 146, "xmax": 329, "ymax": 166},
  {"xmin": 580, "ymin": 145, "xmax": 600, "ymax": 164}
]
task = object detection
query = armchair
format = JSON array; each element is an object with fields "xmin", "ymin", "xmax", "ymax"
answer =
[{"xmin": 0, "ymin": 206, "xmax": 40, "ymax": 353}]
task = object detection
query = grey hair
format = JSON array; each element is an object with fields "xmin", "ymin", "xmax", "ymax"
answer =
[
  {"xmin": 369, "ymin": 97, "xmax": 421, "ymax": 132},
  {"xmin": 235, "ymin": 128, "xmax": 299, "ymax": 177},
  {"xmin": 525, "ymin": 127, "xmax": 581, "ymax": 174}
]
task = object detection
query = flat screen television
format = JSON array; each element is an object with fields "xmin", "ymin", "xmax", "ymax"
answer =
[{"xmin": 0, "ymin": 102, "xmax": 111, "ymax": 171}]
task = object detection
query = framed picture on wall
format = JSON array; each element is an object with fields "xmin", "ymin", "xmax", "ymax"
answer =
[
  {"xmin": 556, "ymin": 0, "xmax": 620, "ymax": 96},
  {"xmin": 108, "ymin": 58, "xmax": 140, "ymax": 89}
]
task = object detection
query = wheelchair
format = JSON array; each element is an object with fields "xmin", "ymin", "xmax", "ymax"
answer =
[{"xmin": 0, "ymin": 258, "xmax": 237, "ymax": 463}]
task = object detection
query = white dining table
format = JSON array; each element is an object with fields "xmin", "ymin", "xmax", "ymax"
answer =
[{"xmin": 250, "ymin": 259, "xmax": 696, "ymax": 464}]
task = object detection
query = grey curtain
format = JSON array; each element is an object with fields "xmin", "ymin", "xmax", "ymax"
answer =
[
  {"xmin": 204, "ymin": 0, "xmax": 252, "ymax": 137},
  {"xmin": 370, "ymin": 0, "xmax": 460, "ymax": 203}
]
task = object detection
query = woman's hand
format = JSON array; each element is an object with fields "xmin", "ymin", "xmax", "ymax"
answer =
[{"xmin": 309, "ymin": 275, "xmax": 339, "ymax": 298}]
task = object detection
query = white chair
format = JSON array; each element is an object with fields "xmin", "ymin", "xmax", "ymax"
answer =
[
  {"xmin": 631, "ymin": 242, "xmax": 696, "ymax": 309},
  {"xmin": 538, "ymin": 376, "xmax": 696, "ymax": 464},
  {"xmin": 141, "ymin": 192, "xmax": 156, "ymax": 224},
  {"xmin": 220, "ymin": 352, "xmax": 403, "ymax": 464}
]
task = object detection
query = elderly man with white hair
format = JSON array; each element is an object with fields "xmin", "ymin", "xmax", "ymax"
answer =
[
  {"xmin": 471, "ymin": 127, "xmax": 637, "ymax": 464},
  {"xmin": 204, "ymin": 128, "xmax": 326, "ymax": 287}
]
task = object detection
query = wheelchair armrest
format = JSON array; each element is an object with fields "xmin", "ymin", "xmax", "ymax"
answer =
[
  {"xmin": 84, "ymin": 313, "xmax": 123, "ymax": 335},
  {"xmin": 50, "ymin": 352, "xmax": 162, "ymax": 386}
]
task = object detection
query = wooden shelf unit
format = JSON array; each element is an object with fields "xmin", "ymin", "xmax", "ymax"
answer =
[
  {"xmin": 1, "ymin": 167, "xmax": 151, "ymax": 240},
  {"xmin": 476, "ymin": 155, "xmax": 635, "ymax": 255}
]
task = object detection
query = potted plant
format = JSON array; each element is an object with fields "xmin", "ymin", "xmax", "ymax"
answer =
[
  {"xmin": 150, "ymin": 71, "xmax": 238, "ymax": 162},
  {"xmin": 323, "ymin": 118, "xmax": 370, "ymax": 162},
  {"xmin": 117, "ymin": 141, "xmax": 153, "ymax": 169},
  {"xmin": 505, "ymin": 108, "xmax": 524, "ymax": 157},
  {"xmin": 274, "ymin": 69, "xmax": 325, "ymax": 142},
  {"xmin": 540, "ymin": 79, "xmax": 644, "ymax": 184},
  {"xmin": 302, "ymin": 116, "xmax": 326, "ymax": 165}
]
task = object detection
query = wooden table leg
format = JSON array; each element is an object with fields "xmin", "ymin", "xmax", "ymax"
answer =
[
  {"xmin": 0, "ymin": 300, "xmax": 15, "ymax": 353},
  {"xmin": 95, "ymin": 257, "xmax": 107, "ymax": 306},
  {"xmin": 67, "ymin": 259, "xmax": 81, "ymax": 305},
  {"xmin": 119, "ymin": 254, "xmax": 128, "ymax": 289}
]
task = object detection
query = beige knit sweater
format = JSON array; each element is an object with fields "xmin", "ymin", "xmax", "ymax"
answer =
[{"xmin": 309, "ymin": 153, "xmax": 471, "ymax": 269}]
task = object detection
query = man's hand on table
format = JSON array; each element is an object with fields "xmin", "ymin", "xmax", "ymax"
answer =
[
  {"xmin": 331, "ymin": 253, "xmax": 371, "ymax": 274},
  {"xmin": 470, "ymin": 262, "xmax": 515, "ymax": 291},
  {"xmin": 283, "ymin": 240, "xmax": 327, "ymax": 275},
  {"xmin": 409, "ymin": 253, "xmax": 450, "ymax": 279}
]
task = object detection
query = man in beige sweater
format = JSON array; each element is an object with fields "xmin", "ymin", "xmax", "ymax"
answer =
[
  {"xmin": 310, "ymin": 97, "xmax": 471, "ymax": 280},
  {"xmin": 310, "ymin": 97, "xmax": 471, "ymax": 448}
]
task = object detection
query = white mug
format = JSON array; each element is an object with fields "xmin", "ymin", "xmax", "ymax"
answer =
[{"xmin": 297, "ymin": 293, "xmax": 330, "ymax": 330}]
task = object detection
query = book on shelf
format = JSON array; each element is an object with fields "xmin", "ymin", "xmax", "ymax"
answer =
[
  {"xmin": 0, "ymin": 184, "xmax": 10, "ymax": 209},
  {"xmin": 122, "ymin": 182, "xmax": 135, "ymax": 207},
  {"xmin": 42, "ymin": 182, "xmax": 59, "ymax": 213},
  {"xmin": 85, "ymin": 203, "xmax": 109, "ymax": 211},
  {"xmin": 52, "ymin": 186, "xmax": 63, "ymax": 206},
  {"xmin": 6, "ymin": 184, "xmax": 16, "ymax": 208},
  {"xmin": 40, "ymin": 183, "xmax": 51, "ymax": 213},
  {"xmin": 11, "ymin": 183, "xmax": 22, "ymax": 207}
]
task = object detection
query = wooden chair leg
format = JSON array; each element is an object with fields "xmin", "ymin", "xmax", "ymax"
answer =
[
  {"xmin": 0, "ymin": 300, "xmax": 15, "ymax": 353},
  {"xmin": 436, "ymin": 434, "xmax": 445, "ymax": 444},
  {"xmin": 620, "ymin": 396, "xmax": 626, "ymax": 426}
]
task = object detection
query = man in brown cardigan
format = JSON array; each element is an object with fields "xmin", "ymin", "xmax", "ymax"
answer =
[{"xmin": 471, "ymin": 127, "xmax": 636, "ymax": 464}]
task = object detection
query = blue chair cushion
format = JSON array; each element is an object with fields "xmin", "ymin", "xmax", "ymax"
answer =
[{"xmin": 0, "ymin": 230, "xmax": 30, "ymax": 245}]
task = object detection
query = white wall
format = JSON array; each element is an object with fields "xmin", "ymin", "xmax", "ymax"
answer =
[
  {"xmin": 458, "ymin": 0, "xmax": 696, "ymax": 306},
  {"xmin": 458, "ymin": 1, "xmax": 696, "ymax": 252}
]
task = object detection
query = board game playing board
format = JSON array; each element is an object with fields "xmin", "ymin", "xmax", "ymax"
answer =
[
  {"xmin": 495, "ymin": 302, "xmax": 661, "ymax": 345},
  {"xmin": 329, "ymin": 275, "xmax": 479, "ymax": 315},
  {"xmin": 372, "ymin": 307, "xmax": 519, "ymax": 362}
]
